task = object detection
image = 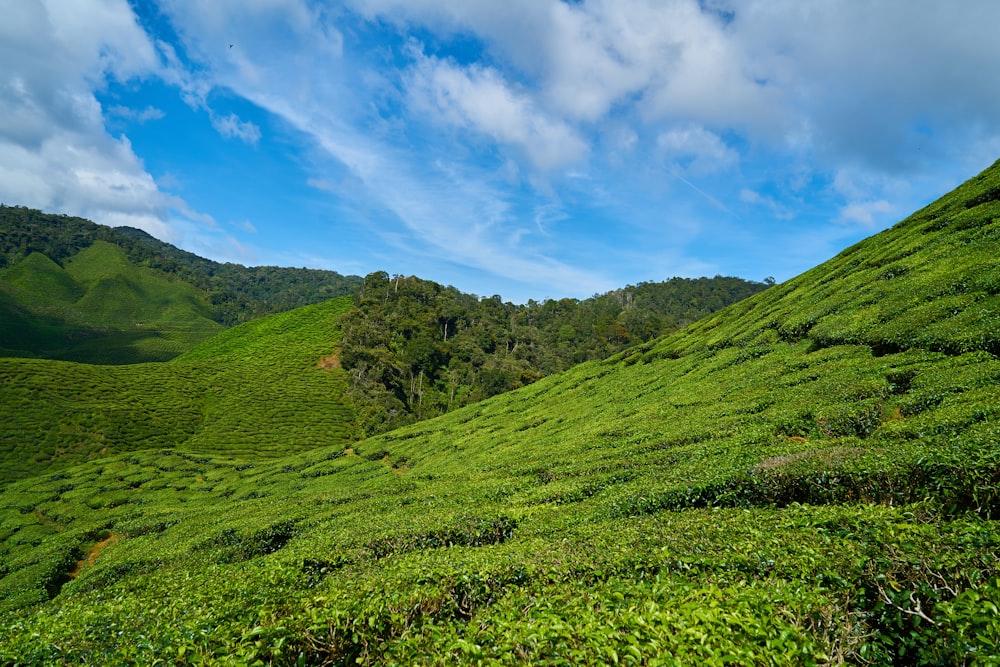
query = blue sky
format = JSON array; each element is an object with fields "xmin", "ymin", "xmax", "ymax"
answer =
[{"xmin": 3, "ymin": 1, "xmax": 1000, "ymax": 303}]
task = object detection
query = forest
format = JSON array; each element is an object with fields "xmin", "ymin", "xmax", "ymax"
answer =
[{"xmin": 339, "ymin": 271, "xmax": 768, "ymax": 434}]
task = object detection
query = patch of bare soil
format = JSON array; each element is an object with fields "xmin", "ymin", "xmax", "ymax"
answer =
[
  {"xmin": 318, "ymin": 352, "xmax": 341, "ymax": 370},
  {"xmin": 69, "ymin": 533, "xmax": 120, "ymax": 579},
  {"xmin": 757, "ymin": 446, "xmax": 863, "ymax": 472}
]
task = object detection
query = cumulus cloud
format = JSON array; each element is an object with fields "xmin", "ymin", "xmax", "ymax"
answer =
[
  {"xmin": 729, "ymin": 1, "xmax": 1000, "ymax": 170},
  {"xmin": 350, "ymin": 0, "xmax": 1000, "ymax": 178},
  {"xmin": 10, "ymin": 0, "xmax": 999, "ymax": 298},
  {"xmin": 349, "ymin": 0, "xmax": 783, "ymax": 132},
  {"xmin": 0, "ymin": 0, "xmax": 210, "ymax": 240}
]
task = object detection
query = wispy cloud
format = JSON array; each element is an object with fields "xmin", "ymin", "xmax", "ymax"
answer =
[
  {"xmin": 658, "ymin": 125, "xmax": 738, "ymax": 176},
  {"xmin": 210, "ymin": 112, "xmax": 261, "ymax": 145},
  {"xmin": 6, "ymin": 0, "xmax": 1000, "ymax": 301},
  {"xmin": 405, "ymin": 50, "xmax": 588, "ymax": 171},
  {"xmin": 838, "ymin": 200, "xmax": 894, "ymax": 226},
  {"xmin": 740, "ymin": 188, "xmax": 795, "ymax": 221},
  {"xmin": 107, "ymin": 104, "xmax": 165, "ymax": 123}
]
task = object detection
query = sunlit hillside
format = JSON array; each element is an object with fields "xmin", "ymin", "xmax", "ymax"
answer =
[
  {"xmin": 2, "ymin": 161, "xmax": 1000, "ymax": 664},
  {"xmin": 0, "ymin": 205, "xmax": 364, "ymax": 361},
  {"xmin": 0, "ymin": 298, "xmax": 357, "ymax": 484}
]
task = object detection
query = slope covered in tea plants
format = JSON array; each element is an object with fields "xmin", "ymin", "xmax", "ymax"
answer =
[
  {"xmin": 2, "ymin": 161, "xmax": 1000, "ymax": 664},
  {"xmin": 0, "ymin": 241, "xmax": 223, "ymax": 363},
  {"xmin": 0, "ymin": 297, "xmax": 358, "ymax": 484}
]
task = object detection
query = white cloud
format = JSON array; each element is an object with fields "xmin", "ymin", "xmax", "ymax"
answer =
[
  {"xmin": 211, "ymin": 112, "xmax": 262, "ymax": 145},
  {"xmin": 729, "ymin": 0, "xmax": 1000, "ymax": 170},
  {"xmin": 108, "ymin": 104, "xmax": 165, "ymax": 123},
  {"xmin": 350, "ymin": 0, "xmax": 1000, "ymax": 179},
  {"xmin": 838, "ymin": 200, "xmax": 893, "ymax": 226},
  {"xmin": 348, "ymin": 0, "xmax": 784, "ymax": 133},
  {"xmin": 0, "ymin": 0, "xmax": 214, "ymax": 241},
  {"xmin": 739, "ymin": 188, "xmax": 794, "ymax": 221},
  {"xmin": 658, "ymin": 125, "xmax": 737, "ymax": 176},
  {"xmin": 406, "ymin": 53, "xmax": 587, "ymax": 171},
  {"xmin": 11, "ymin": 0, "xmax": 995, "ymax": 299},
  {"xmin": 229, "ymin": 219, "xmax": 257, "ymax": 234}
]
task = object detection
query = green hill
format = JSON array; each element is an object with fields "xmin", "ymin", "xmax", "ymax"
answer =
[
  {"xmin": 339, "ymin": 273, "xmax": 768, "ymax": 435},
  {"xmin": 2, "ymin": 161, "xmax": 1000, "ymax": 664},
  {"xmin": 0, "ymin": 297, "xmax": 358, "ymax": 483},
  {"xmin": 0, "ymin": 241, "xmax": 224, "ymax": 363},
  {"xmin": 0, "ymin": 205, "xmax": 363, "ymax": 351}
]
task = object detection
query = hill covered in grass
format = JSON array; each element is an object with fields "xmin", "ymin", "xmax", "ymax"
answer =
[
  {"xmin": 0, "ymin": 240, "xmax": 224, "ymax": 363},
  {"xmin": 0, "ymin": 297, "xmax": 358, "ymax": 484},
  {"xmin": 2, "ymin": 161, "xmax": 1000, "ymax": 664},
  {"xmin": 1, "ymin": 205, "xmax": 762, "ymax": 369},
  {"xmin": 0, "ymin": 206, "xmax": 363, "ymax": 360}
]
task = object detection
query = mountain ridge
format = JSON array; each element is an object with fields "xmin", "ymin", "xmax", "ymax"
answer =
[{"xmin": 0, "ymin": 204, "xmax": 365, "ymax": 330}]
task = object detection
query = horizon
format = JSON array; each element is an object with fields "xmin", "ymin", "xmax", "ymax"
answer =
[{"xmin": 2, "ymin": 1, "xmax": 1000, "ymax": 303}]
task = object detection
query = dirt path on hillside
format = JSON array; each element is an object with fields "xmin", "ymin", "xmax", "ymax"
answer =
[{"xmin": 69, "ymin": 533, "xmax": 120, "ymax": 579}]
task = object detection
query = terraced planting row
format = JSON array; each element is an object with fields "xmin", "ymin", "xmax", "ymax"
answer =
[
  {"xmin": 0, "ymin": 242, "xmax": 223, "ymax": 363},
  {"xmin": 0, "ymin": 298, "xmax": 357, "ymax": 483}
]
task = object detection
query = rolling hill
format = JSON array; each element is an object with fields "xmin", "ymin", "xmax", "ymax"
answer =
[
  {"xmin": 0, "ymin": 297, "xmax": 358, "ymax": 484},
  {"xmin": 0, "ymin": 205, "xmax": 363, "ymax": 363},
  {"xmin": 0, "ymin": 241, "xmax": 224, "ymax": 363},
  {"xmin": 1, "ymin": 160, "xmax": 1000, "ymax": 664}
]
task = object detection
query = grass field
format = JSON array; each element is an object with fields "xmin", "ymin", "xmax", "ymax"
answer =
[{"xmin": 1, "ymin": 161, "xmax": 1000, "ymax": 664}]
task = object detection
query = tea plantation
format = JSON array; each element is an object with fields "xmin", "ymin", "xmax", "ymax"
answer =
[
  {"xmin": 0, "ymin": 241, "xmax": 224, "ymax": 363},
  {"xmin": 2, "ymin": 161, "xmax": 1000, "ymax": 664},
  {"xmin": 0, "ymin": 297, "xmax": 357, "ymax": 483}
]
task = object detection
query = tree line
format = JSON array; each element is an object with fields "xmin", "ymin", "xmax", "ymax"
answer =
[{"xmin": 340, "ymin": 271, "xmax": 769, "ymax": 435}]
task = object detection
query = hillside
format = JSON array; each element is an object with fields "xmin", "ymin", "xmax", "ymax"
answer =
[
  {"xmin": 1, "ymin": 161, "xmax": 1000, "ymax": 663},
  {"xmin": 0, "ymin": 298, "xmax": 358, "ymax": 483},
  {"xmin": 0, "ymin": 241, "xmax": 224, "ymax": 363},
  {"xmin": 0, "ymin": 206, "xmax": 363, "ymax": 340},
  {"xmin": 341, "ymin": 272, "xmax": 768, "ymax": 435},
  {"xmin": 1, "ymin": 206, "xmax": 761, "ymax": 369}
]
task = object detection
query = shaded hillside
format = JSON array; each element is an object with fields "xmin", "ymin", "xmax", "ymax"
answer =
[
  {"xmin": 0, "ymin": 298, "xmax": 358, "ymax": 484},
  {"xmin": 341, "ymin": 272, "xmax": 768, "ymax": 434},
  {"xmin": 0, "ymin": 242, "xmax": 223, "ymax": 363},
  {"xmin": 0, "ymin": 205, "xmax": 363, "ymax": 329},
  {"xmin": 2, "ymin": 161, "xmax": 1000, "ymax": 663}
]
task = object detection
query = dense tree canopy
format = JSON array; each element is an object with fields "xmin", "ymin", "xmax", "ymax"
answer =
[{"xmin": 340, "ymin": 271, "xmax": 769, "ymax": 434}]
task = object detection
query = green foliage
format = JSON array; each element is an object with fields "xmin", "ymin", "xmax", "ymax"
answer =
[
  {"xmin": 0, "ymin": 242, "xmax": 223, "ymax": 363},
  {"xmin": 341, "ymin": 271, "xmax": 767, "ymax": 435},
  {"xmin": 0, "ymin": 205, "xmax": 363, "ymax": 345},
  {"xmin": 3, "ymin": 161, "xmax": 1000, "ymax": 663},
  {"xmin": 0, "ymin": 298, "xmax": 358, "ymax": 483}
]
